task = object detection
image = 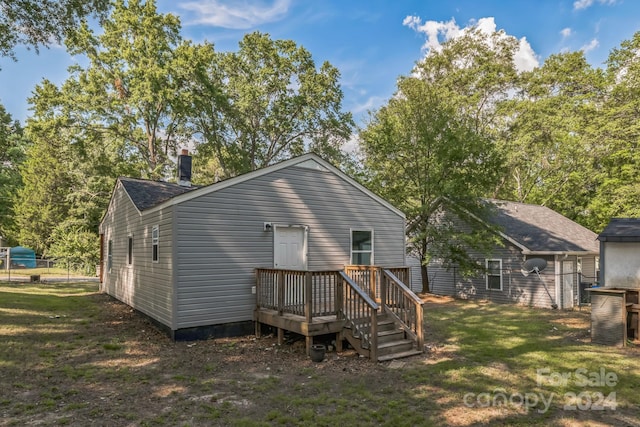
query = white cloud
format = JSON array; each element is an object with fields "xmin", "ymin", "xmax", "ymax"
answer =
[
  {"xmin": 574, "ymin": 0, "xmax": 617, "ymax": 10},
  {"xmin": 352, "ymin": 95, "xmax": 385, "ymax": 115},
  {"xmin": 342, "ymin": 132, "xmax": 361, "ymax": 155},
  {"xmin": 403, "ymin": 16, "xmax": 539, "ymax": 72},
  {"xmin": 178, "ymin": 0, "xmax": 291, "ymax": 29},
  {"xmin": 580, "ymin": 38, "xmax": 599, "ymax": 53},
  {"xmin": 573, "ymin": 0, "xmax": 594, "ymax": 10},
  {"xmin": 560, "ymin": 27, "xmax": 572, "ymax": 38},
  {"xmin": 513, "ymin": 37, "xmax": 538, "ymax": 72}
]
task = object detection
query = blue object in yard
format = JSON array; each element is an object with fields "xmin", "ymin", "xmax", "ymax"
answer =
[{"xmin": 10, "ymin": 246, "xmax": 36, "ymax": 268}]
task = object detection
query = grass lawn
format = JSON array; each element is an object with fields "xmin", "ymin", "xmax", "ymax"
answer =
[{"xmin": 0, "ymin": 282, "xmax": 638, "ymax": 426}]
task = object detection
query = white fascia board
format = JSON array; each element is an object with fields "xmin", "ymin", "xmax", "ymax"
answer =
[{"xmin": 522, "ymin": 250, "xmax": 599, "ymax": 256}]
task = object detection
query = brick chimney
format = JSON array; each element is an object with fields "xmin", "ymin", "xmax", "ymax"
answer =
[{"xmin": 177, "ymin": 149, "xmax": 192, "ymax": 187}]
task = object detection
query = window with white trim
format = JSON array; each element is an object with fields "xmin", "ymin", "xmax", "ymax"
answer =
[
  {"xmin": 107, "ymin": 240, "xmax": 112, "ymax": 271},
  {"xmin": 152, "ymin": 226, "xmax": 159, "ymax": 262},
  {"xmin": 127, "ymin": 235, "xmax": 133, "ymax": 265},
  {"xmin": 351, "ymin": 229, "xmax": 373, "ymax": 265},
  {"xmin": 486, "ymin": 259, "xmax": 502, "ymax": 290}
]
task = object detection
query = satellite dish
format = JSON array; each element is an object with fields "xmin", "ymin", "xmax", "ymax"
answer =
[
  {"xmin": 521, "ymin": 258, "xmax": 547, "ymax": 277},
  {"xmin": 520, "ymin": 258, "xmax": 557, "ymax": 309}
]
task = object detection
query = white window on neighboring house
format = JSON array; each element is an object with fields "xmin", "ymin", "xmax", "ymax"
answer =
[
  {"xmin": 486, "ymin": 259, "xmax": 502, "ymax": 290},
  {"xmin": 351, "ymin": 229, "xmax": 373, "ymax": 265},
  {"xmin": 127, "ymin": 235, "xmax": 133, "ymax": 265},
  {"xmin": 152, "ymin": 226, "xmax": 159, "ymax": 263}
]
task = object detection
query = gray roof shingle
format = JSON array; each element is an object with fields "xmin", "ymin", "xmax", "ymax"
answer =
[
  {"xmin": 486, "ymin": 199, "xmax": 599, "ymax": 253},
  {"xmin": 598, "ymin": 218, "xmax": 640, "ymax": 241},
  {"xmin": 120, "ymin": 177, "xmax": 197, "ymax": 211}
]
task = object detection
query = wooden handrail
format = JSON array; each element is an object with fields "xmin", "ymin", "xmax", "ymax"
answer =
[
  {"xmin": 381, "ymin": 269, "xmax": 424, "ymax": 351},
  {"xmin": 338, "ymin": 271, "xmax": 379, "ymax": 309},
  {"xmin": 382, "ymin": 270, "xmax": 423, "ymax": 305},
  {"xmin": 338, "ymin": 271, "xmax": 379, "ymax": 361}
]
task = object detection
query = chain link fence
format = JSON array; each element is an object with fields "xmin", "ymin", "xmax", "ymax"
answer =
[{"xmin": 0, "ymin": 250, "xmax": 99, "ymax": 283}]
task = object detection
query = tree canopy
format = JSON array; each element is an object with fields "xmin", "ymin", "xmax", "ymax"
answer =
[
  {"xmin": 5, "ymin": 2, "xmax": 640, "ymax": 274},
  {"xmin": 189, "ymin": 31, "xmax": 354, "ymax": 180},
  {"xmin": 0, "ymin": 0, "xmax": 109, "ymax": 61},
  {"xmin": 360, "ymin": 34, "xmax": 507, "ymax": 292}
]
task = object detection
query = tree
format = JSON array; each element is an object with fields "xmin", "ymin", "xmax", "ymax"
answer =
[
  {"xmin": 13, "ymin": 108, "xmax": 71, "ymax": 255},
  {"xmin": 0, "ymin": 0, "xmax": 109, "ymax": 61},
  {"xmin": 47, "ymin": 219, "xmax": 100, "ymax": 273},
  {"xmin": 189, "ymin": 31, "xmax": 354, "ymax": 179},
  {"xmin": 63, "ymin": 0, "xmax": 190, "ymax": 178},
  {"xmin": 493, "ymin": 51, "xmax": 605, "ymax": 224},
  {"xmin": 360, "ymin": 76, "xmax": 503, "ymax": 293},
  {"xmin": 584, "ymin": 31, "xmax": 640, "ymax": 231},
  {"xmin": 413, "ymin": 27, "xmax": 520, "ymax": 137},
  {"xmin": 360, "ymin": 26, "xmax": 519, "ymax": 293},
  {"xmin": 0, "ymin": 103, "xmax": 27, "ymax": 245}
]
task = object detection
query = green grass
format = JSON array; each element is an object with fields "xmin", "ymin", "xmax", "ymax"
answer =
[{"xmin": 0, "ymin": 283, "xmax": 638, "ymax": 426}]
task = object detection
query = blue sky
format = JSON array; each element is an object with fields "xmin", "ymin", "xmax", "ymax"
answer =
[{"xmin": 1, "ymin": 0, "xmax": 639, "ymax": 126}]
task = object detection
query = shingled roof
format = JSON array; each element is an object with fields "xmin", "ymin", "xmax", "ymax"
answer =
[
  {"xmin": 120, "ymin": 177, "xmax": 197, "ymax": 211},
  {"xmin": 598, "ymin": 218, "xmax": 640, "ymax": 242},
  {"xmin": 485, "ymin": 199, "xmax": 599, "ymax": 253}
]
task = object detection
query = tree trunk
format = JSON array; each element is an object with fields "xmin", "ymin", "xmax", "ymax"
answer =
[{"xmin": 421, "ymin": 263, "xmax": 430, "ymax": 294}]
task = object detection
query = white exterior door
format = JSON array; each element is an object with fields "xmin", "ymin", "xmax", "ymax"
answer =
[
  {"xmin": 562, "ymin": 261, "xmax": 574, "ymax": 309},
  {"xmin": 274, "ymin": 226, "xmax": 307, "ymax": 270}
]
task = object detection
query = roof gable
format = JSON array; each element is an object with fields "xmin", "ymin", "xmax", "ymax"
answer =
[
  {"xmin": 113, "ymin": 154, "xmax": 405, "ymax": 219},
  {"xmin": 486, "ymin": 199, "xmax": 599, "ymax": 254}
]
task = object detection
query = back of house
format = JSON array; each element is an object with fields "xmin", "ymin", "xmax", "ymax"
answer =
[{"xmin": 99, "ymin": 153, "xmax": 407, "ymax": 339}]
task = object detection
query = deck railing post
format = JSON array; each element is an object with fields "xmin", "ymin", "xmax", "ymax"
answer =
[
  {"xmin": 277, "ymin": 270, "xmax": 284, "ymax": 315},
  {"xmin": 255, "ymin": 269, "xmax": 261, "ymax": 309},
  {"xmin": 305, "ymin": 271, "xmax": 313, "ymax": 323},
  {"xmin": 370, "ymin": 308, "xmax": 378, "ymax": 362},
  {"xmin": 380, "ymin": 271, "xmax": 387, "ymax": 309},
  {"xmin": 416, "ymin": 303, "xmax": 424, "ymax": 350},
  {"xmin": 336, "ymin": 272, "xmax": 344, "ymax": 319},
  {"xmin": 370, "ymin": 266, "xmax": 376, "ymax": 300}
]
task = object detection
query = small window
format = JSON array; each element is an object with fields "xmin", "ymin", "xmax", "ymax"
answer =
[
  {"xmin": 107, "ymin": 240, "xmax": 113, "ymax": 272},
  {"xmin": 127, "ymin": 235, "xmax": 133, "ymax": 265},
  {"xmin": 486, "ymin": 259, "xmax": 502, "ymax": 290},
  {"xmin": 152, "ymin": 226, "xmax": 159, "ymax": 262},
  {"xmin": 351, "ymin": 229, "xmax": 373, "ymax": 265}
]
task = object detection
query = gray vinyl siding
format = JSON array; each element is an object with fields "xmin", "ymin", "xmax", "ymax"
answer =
[
  {"xmin": 429, "ymin": 246, "xmax": 558, "ymax": 308},
  {"xmin": 425, "ymin": 209, "xmax": 566, "ymax": 308},
  {"xmin": 174, "ymin": 165, "xmax": 405, "ymax": 329},
  {"xmin": 100, "ymin": 183, "xmax": 175, "ymax": 328}
]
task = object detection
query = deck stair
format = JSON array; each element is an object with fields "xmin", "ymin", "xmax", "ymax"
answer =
[
  {"xmin": 343, "ymin": 312, "xmax": 423, "ymax": 361},
  {"xmin": 255, "ymin": 266, "xmax": 424, "ymax": 362}
]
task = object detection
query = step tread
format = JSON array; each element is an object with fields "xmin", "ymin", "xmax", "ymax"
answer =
[
  {"xmin": 377, "ymin": 339, "xmax": 414, "ymax": 349},
  {"xmin": 377, "ymin": 349, "xmax": 423, "ymax": 362},
  {"xmin": 377, "ymin": 329, "xmax": 404, "ymax": 337}
]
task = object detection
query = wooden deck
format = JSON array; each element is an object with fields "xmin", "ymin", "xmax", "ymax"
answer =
[
  {"xmin": 255, "ymin": 308, "xmax": 345, "ymax": 351},
  {"xmin": 254, "ymin": 266, "xmax": 423, "ymax": 360}
]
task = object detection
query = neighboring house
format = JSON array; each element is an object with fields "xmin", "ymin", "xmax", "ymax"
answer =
[
  {"xmin": 597, "ymin": 218, "xmax": 640, "ymax": 289},
  {"xmin": 411, "ymin": 199, "xmax": 599, "ymax": 309},
  {"xmin": 590, "ymin": 218, "xmax": 640, "ymax": 346},
  {"xmin": 99, "ymin": 153, "xmax": 407, "ymax": 340}
]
